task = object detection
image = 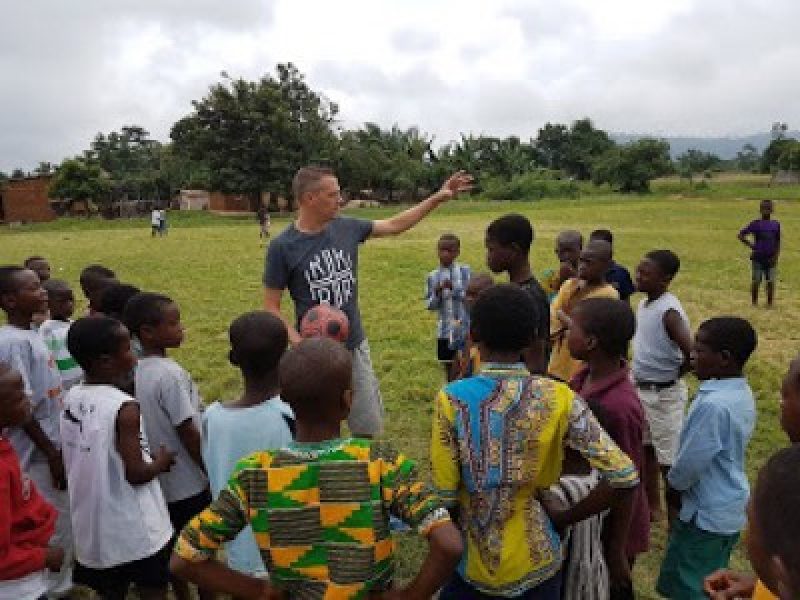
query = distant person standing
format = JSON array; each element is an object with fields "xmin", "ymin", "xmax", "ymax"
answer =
[
  {"xmin": 738, "ymin": 199, "xmax": 780, "ymax": 307},
  {"xmin": 159, "ymin": 209, "xmax": 168, "ymax": 236},
  {"xmin": 151, "ymin": 208, "xmax": 161, "ymax": 237},
  {"xmin": 257, "ymin": 205, "xmax": 271, "ymax": 239},
  {"xmin": 264, "ymin": 166, "xmax": 472, "ymax": 437}
]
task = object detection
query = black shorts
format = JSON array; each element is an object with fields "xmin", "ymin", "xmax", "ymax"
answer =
[
  {"xmin": 74, "ymin": 541, "xmax": 172, "ymax": 596},
  {"xmin": 437, "ymin": 338, "xmax": 456, "ymax": 362},
  {"xmin": 168, "ymin": 489, "xmax": 213, "ymax": 533}
]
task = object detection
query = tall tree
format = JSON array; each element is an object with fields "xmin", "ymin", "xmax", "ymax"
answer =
[
  {"xmin": 592, "ymin": 138, "xmax": 672, "ymax": 193},
  {"xmin": 48, "ymin": 159, "xmax": 112, "ymax": 208}
]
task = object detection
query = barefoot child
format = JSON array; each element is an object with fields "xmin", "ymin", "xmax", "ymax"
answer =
[
  {"xmin": 0, "ymin": 362, "xmax": 64, "ymax": 599},
  {"xmin": 657, "ymin": 317, "xmax": 758, "ymax": 598},
  {"xmin": 201, "ymin": 311, "xmax": 295, "ymax": 577},
  {"xmin": 61, "ymin": 316, "xmax": 176, "ymax": 599},
  {"xmin": 172, "ymin": 337, "xmax": 463, "ymax": 599}
]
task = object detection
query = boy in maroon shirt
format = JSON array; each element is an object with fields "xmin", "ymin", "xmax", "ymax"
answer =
[
  {"xmin": 567, "ymin": 297, "xmax": 649, "ymax": 598},
  {"xmin": 0, "ymin": 362, "xmax": 63, "ymax": 597}
]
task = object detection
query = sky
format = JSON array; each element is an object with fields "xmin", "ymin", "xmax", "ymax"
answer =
[{"xmin": 2, "ymin": 0, "xmax": 799, "ymax": 172}]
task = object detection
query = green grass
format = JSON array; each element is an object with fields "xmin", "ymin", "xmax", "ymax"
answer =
[{"xmin": 2, "ymin": 181, "xmax": 798, "ymax": 598}]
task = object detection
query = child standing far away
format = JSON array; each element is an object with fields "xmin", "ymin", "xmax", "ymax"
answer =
[
  {"xmin": 485, "ymin": 214, "xmax": 550, "ymax": 374},
  {"xmin": 24, "ymin": 257, "xmax": 51, "ymax": 328},
  {"xmin": 201, "ymin": 311, "xmax": 295, "ymax": 578},
  {"xmin": 78, "ymin": 264, "xmax": 117, "ymax": 316},
  {"xmin": 451, "ymin": 273, "xmax": 494, "ymax": 380},
  {"xmin": 39, "ymin": 279, "xmax": 84, "ymax": 391},
  {"xmin": 425, "ymin": 233, "xmax": 471, "ymax": 381},
  {"xmin": 431, "ymin": 284, "xmax": 638, "ymax": 599},
  {"xmin": 548, "ymin": 239, "xmax": 618, "ymax": 382},
  {"xmin": 541, "ymin": 230, "xmax": 583, "ymax": 302},
  {"xmin": 123, "ymin": 292, "xmax": 211, "ymax": 600},
  {"xmin": 0, "ymin": 266, "xmax": 73, "ymax": 597},
  {"xmin": 61, "ymin": 316, "xmax": 175, "ymax": 599},
  {"xmin": 589, "ymin": 229, "xmax": 635, "ymax": 303},
  {"xmin": 171, "ymin": 337, "xmax": 463, "ymax": 600},
  {"xmin": 656, "ymin": 317, "xmax": 758, "ymax": 599},
  {"xmin": 566, "ymin": 297, "xmax": 649, "ymax": 599},
  {"xmin": 0, "ymin": 362, "xmax": 64, "ymax": 599},
  {"xmin": 631, "ymin": 249, "xmax": 692, "ymax": 523},
  {"xmin": 738, "ymin": 199, "xmax": 780, "ymax": 307},
  {"xmin": 704, "ymin": 353, "xmax": 800, "ymax": 600}
]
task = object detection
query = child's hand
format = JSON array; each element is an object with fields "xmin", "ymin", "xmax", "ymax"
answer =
[
  {"xmin": 537, "ymin": 489, "xmax": 568, "ymax": 535},
  {"xmin": 556, "ymin": 309, "xmax": 571, "ymax": 329},
  {"xmin": 557, "ymin": 262, "xmax": 577, "ymax": 282},
  {"xmin": 256, "ymin": 581, "xmax": 287, "ymax": 600},
  {"xmin": 153, "ymin": 445, "xmax": 177, "ymax": 473},
  {"xmin": 441, "ymin": 279, "xmax": 453, "ymax": 290},
  {"xmin": 703, "ymin": 569, "xmax": 756, "ymax": 599},
  {"xmin": 47, "ymin": 451, "xmax": 67, "ymax": 490},
  {"xmin": 44, "ymin": 546, "xmax": 64, "ymax": 572}
]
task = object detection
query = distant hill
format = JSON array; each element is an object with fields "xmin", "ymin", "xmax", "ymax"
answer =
[{"xmin": 611, "ymin": 131, "xmax": 800, "ymax": 159}]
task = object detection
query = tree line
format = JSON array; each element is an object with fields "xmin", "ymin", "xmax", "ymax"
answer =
[{"xmin": 1, "ymin": 64, "xmax": 795, "ymax": 210}]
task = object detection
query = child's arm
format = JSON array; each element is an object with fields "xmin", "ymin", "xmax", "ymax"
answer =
[
  {"xmin": 738, "ymin": 223, "xmax": 755, "ymax": 249},
  {"xmin": 429, "ymin": 390, "xmax": 461, "ymax": 517},
  {"xmin": 161, "ymin": 373, "xmax": 205, "ymax": 470},
  {"xmin": 170, "ymin": 556, "xmax": 283, "ymax": 599},
  {"xmin": 176, "ymin": 421, "xmax": 204, "ymax": 470},
  {"xmin": 424, "ymin": 273, "xmax": 442, "ymax": 310},
  {"xmin": 667, "ymin": 401, "xmax": 725, "ymax": 493},
  {"xmin": 116, "ymin": 402, "xmax": 175, "ymax": 484},
  {"xmin": 663, "ymin": 309, "xmax": 692, "ymax": 374}
]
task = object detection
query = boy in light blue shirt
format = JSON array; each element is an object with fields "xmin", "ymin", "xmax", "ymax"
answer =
[
  {"xmin": 657, "ymin": 316, "xmax": 758, "ymax": 599},
  {"xmin": 201, "ymin": 311, "xmax": 294, "ymax": 577}
]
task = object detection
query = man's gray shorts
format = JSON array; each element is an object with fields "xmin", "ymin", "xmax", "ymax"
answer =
[{"xmin": 349, "ymin": 339, "xmax": 384, "ymax": 436}]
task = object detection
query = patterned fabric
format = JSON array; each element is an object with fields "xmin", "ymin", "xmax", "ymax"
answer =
[
  {"xmin": 175, "ymin": 437, "xmax": 450, "ymax": 599},
  {"xmin": 540, "ymin": 268, "xmax": 562, "ymax": 303},
  {"xmin": 431, "ymin": 363, "xmax": 638, "ymax": 597},
  {"xmin": 425, "ymin": 263, "xmax": 471, "ymax": 347}
]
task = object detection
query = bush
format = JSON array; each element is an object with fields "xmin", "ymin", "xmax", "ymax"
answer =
[{"xmin": 482, "ymin": 172, "xmax": 579, "ymax": 201}]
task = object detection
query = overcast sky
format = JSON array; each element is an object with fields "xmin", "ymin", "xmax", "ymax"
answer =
[{"xmin": 2, "ymin": 0, "xmax": 799, "ymax": 172}]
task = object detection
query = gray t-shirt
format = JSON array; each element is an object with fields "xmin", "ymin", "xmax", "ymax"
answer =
[
  {"xmin": 263, "ymin": 216, "xmax": 374, "ymax": 349},
  {"xmin": 0, "ymin": 325, "xmax": 64, "ymax": 467},
  {"xmin": 134, "ymin": 356, "xmax": 208, "ymax": 503}
]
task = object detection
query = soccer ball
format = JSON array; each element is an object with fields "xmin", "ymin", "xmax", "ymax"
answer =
[{"xmin": 299, "ymin": 304, "xmax": 350, "ymax": 343}]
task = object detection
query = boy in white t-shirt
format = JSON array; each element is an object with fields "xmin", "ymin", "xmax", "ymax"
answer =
[
  {"xmin": 61, "ymin": 316, "xmax": 175, "ymax": 599},
  {"xmin": 202, "ymin": 311, "xmax": 294, "ymax": 577},
  {"xmin": 0, "ymin": 266, "xmax": 73, "ymax": 597},
  {"xmin": 39, "ymin": 279, "xmax": 83, "ymax": 391},
  {"xmin": 123, "ymin": 292, "xmax": 212, "ymax": 600}
]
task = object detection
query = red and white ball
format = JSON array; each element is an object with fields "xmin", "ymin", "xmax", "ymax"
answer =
[{"xmin": 299, "ymin": 304, "xmax": 350, "ymax": 343}]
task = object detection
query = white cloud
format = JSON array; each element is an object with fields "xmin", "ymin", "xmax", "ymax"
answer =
[{"xmin": 1, "ymin": 0, "xmax": 799, "ymax": 171}]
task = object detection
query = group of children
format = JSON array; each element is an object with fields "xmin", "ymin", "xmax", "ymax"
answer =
[{"xmin": 0, "ymin": 198, "xmax": 791, "ymax": 600}]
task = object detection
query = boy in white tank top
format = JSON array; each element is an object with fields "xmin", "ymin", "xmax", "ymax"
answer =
[
  {"xmin": 632, "ymin": 250, "xmax": 692, "ymax": 525},
  {"xmin": 60, "ymin": 316, "xmax": 176, "ymax": 599}
]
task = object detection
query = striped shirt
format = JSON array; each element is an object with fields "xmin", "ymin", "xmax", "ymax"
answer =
[
  {"xmin": 39, "ymin": 320, "xmax": 83, "ymax": 391},
  {"xmin": 425, "ymin": 263, "xmax": 471, "ymax": 347}
]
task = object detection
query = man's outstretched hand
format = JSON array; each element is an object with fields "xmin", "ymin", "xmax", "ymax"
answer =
[{"xmin": 438, "ymin": 171, "xmax": 474, "ymax": 201}]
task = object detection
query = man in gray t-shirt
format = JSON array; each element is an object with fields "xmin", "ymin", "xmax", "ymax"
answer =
[{"xmin": 264, "ymin": 166, "xmax": 472, "ymax": 436}]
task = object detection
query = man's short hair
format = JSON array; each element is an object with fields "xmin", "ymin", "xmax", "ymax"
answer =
[
  {"xmin": 645, "ymin": 249, "xmax": 681, "ymax": 278},
  {"xmin": 471, "ymin": 283, "xmax": 540, "ymax": 352},
  {"xmin": 292, "ymin": 166, "xmax": 335, "ymax": 202},
  {"xmin": 574, "ymin": 298, "xmax": 635, "ymax": 357},
  {"xmin": 486, "ymin": 214, "xmax": 534, "ymax": 253},
  {"xmin": 229, "ymin": 311, "xmax": 288, "ymax": 376},
  {"xmin": 79, "ymin": 264, "xmax": 117, "ymax": 295},
  {"xmin": 98, "ymin": 283, "xmax": 141, "ymax": 320},
  {"xmin": 589, "ymin": 229, "xmax": 613, "ymax": 244},
  {"xmin": 67, "ymin": 316, "xmax": 128, "ymax": 371},
  {"xmin": 697, "ymin": 316, "xmax": 757, "ymax": 368}
]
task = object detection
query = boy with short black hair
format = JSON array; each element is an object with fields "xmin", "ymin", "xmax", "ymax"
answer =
[
  {"xmin": 122, "ymin": 292, "xmax": 210, "ymax": 600},
  {"xmin": 23, "ymin": 256, "xmax": 51, "ymax": 283},
  {"xmin": 485, "ymin": 214, "xmax": 550, "ymax": 373},
  {"xmin": 432, "ymin": 283, "xmax": 639, "ymax": 598},
  {"xmin": 656, "ymin": 316, "xmax": 758, "ymax": 599},
  {"xmin": 738, "ymin": 199, "xmax": 780, "ymax": 307},
  {"xmin": 541, "ymin": 229, "xmax": 583, "ymax": 302},
  {"xmin": 426, "ymin": 233, "xmax": 471, "ymax": 381},
  {"xmin": 566, "ymin": 297, "xmax": 649, "ymax": 597},
  {"xmin": 97, "ymin": 282, "xmax": 141, "ymax": 321},
  {"xmin": 61, "ymin": 316, "xmax": 175, "ymax": 599},
  {"xmin": 0, "ymin": 361, "xmax": 64, "ymax": 599},
  {"xmin": 78, "ymin": 264, "xmax": 117, "ymax": 316},
  {"xmin": 172, "ymin": 336, "xmax": 463, "ymax": 599},
  {"xmin": 39, "ymin": 279, "xmax": 83, "ymax": 391},
  {"xmin": 589, "ymin": 229, "xmax": 635, "ymax": 302},
  {"xmin": 201, "ymin": 311, "xmax": 295, "ymax": 577},
  {"xmin": 0, "ymin": 265, "xmax": 73, "ymax": 596},
  {"xmin": 548, "ymin": 239, "xmax": 619, "ymax": 382},
  {"xmin": 632, "ymin": 249, "xmax": 692, "ymax": 523}
]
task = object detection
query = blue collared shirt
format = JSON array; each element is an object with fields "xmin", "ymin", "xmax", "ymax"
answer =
[{"xmin": 668, "ymin": 377, "xmax": 755, "ymax": 535}]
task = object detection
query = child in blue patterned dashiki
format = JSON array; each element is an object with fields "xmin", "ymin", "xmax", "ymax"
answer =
[
  {"xmin": 425, "ymin": 233, "xmax": 471, "ymax": 382},
  {"xmin": 431, "ymin": 284, "xmax": 639, "ymax": 600}
]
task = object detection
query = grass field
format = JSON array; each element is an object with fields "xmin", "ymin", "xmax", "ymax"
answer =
[{"xmin": 2, "ymin": 177, "xmax": 797, "ymax": 598}]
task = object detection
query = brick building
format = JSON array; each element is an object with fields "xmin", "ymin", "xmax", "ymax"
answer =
[{"xmin": 0, "ymin": 175, "xmax": 57, "ymax": 223}]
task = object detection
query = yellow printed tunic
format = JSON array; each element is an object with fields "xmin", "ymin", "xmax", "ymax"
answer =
[
  {"xmin": 548, "ymin": 278, "xmax": 619, "ymax": 381},
  {"xmin": 431, "ymin": 364, "xmax": 638, "ymax": 597},
  {"xmin": 175, "ymin": 438, "xmax": 450, "ymax": 600}
]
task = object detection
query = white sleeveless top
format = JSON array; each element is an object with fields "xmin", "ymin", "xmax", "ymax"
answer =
[
  {"xmin": 632, "ymin": 292, "xmax": 690, "ymax": 383},
  {"xmin": 60, "ymin": 384, "xmax": 173, "ymax": 568}
]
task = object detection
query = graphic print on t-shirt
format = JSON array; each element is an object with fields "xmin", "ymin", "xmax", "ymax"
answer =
[{"xmin": 304, "ymin": 248, "xmax": 355, "ymax": 307}]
